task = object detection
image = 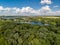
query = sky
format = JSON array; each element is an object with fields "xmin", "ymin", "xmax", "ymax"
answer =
[{"xmin": 0, "ymin": 0, "xmax": 60, "ymax": 16}]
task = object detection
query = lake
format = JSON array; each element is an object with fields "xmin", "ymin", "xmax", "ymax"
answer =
[{"xmin": 15, "ymin": 21, "xmax": 49, "ymax": 26}]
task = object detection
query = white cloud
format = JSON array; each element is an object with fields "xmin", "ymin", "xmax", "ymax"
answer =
[
  {"xmin": 0, "ymin": 6, "xmax": 60, "ymax": 16},
  {"xmin": 40, "ymin": 5, "xmax": 51, "ymax": 11},
  {"xmin": 39, "ymin": 5, "xmax": 51, "ymax": 15},
  {"xmin": 0, "ymin": 6, "xmax": 4, "ymax": 10},
  {"xmin": 0, "ymin": 6, "xmax": 40, "ymax": 16},
  {"xmin": 21, "ymin": 7, "xmax": 40, "ymax": 14},
  {"xmin": 47, "ymin": 11, "xmax": 60, "ymax": 15},
  {"xmin": 40, "ymin": 0, "xmax": 52, "ymax": 4}
]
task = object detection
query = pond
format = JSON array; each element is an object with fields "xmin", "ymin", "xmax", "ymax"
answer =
[
  {"xmin": 15, "ymin": 21, "xmax": 48, "ymax": 26},
  {"xmin": 29, "ymin": 22, "xmax": 44, "ymax": 26}
]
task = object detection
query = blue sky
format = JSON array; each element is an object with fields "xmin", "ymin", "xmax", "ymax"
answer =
[
  {"xmin": 0, "ymin": 0, "xmax": 41, "ymax": 9},
  {"xmin": 0, "ymin": 0, "xmax": 60, "ymax": 16},
  {"xmin": 0, "ymin": 0, "xmax": 60, "ymax": 9}
]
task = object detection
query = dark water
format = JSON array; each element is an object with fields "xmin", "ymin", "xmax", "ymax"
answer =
[{"xmin": 29, "ymin": 22, "xmax": 43, "ymax": 26}]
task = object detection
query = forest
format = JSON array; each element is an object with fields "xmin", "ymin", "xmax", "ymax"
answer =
[{"xmin": 0, "ymin": 16, "xmax": 60, "ymax": 45}]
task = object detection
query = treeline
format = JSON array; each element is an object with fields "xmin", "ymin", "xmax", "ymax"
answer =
[{"xmin": 0, "ymin": 18, "xmax": 60, "ymax": 45}]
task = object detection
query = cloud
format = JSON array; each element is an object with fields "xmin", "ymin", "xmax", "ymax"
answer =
[
  {"xmin": 0, "ymin": 6, "xmax": 4, "ymax": 10},
  {"xmin": 47, "ymin": 11, "xmax": 60, "ymax": 15},
  {"xmin": 0, "ymin": 6, "xmax": 60, "ymax": 16},
  {"xmin": 40, "ymin": 5, "xmax": 51, "ymax": 11},
  {"xmin": 39, "ymin": 5, "xmax": 51, "ymax": 15},
  {"xmin": 0, "ymin": 6, "xmax": 40, "ymax": 16},
  {"xmin": 40, "ymin": 0, "xmax": 52, "ymax": 4},
  {"xmin": 21, "ymin": 7, "xmax": 40, "ymax": 14}
]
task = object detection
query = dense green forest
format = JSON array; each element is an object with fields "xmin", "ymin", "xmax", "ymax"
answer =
[{"xmin": 0, "ymin": 16, "xmax": 60, "ymax": 45}]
